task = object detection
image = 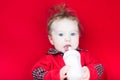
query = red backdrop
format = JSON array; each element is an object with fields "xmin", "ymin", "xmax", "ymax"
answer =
[{"xmin": 0, "ymin": 0, "xmax": 120, "ymax": 80}]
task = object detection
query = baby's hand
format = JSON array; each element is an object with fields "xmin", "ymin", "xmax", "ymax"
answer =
[
  {"xmin": 60, "ymin": 66, "xmax": 70, "ymax": 80},
  {"xmin": 81, "ymin": 66, "xmax": 90, "ymax": 80}
]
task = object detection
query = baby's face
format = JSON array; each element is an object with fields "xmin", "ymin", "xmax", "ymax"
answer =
[{"xmin": 49, "ymin": 18, "xmax": 80, "ymax": 53}]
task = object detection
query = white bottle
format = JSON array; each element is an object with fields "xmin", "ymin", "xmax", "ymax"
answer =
[{"xmin": 63, "ymin": 47, "xmax": 83, "ymax": 80}]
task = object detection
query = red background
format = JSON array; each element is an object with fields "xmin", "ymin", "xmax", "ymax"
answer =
[{"xmin": 0, "ymin": 0, "xmax": 120, "ymax": 80}]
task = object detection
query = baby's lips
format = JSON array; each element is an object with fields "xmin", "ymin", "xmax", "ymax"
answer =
[{"xmin": 64, "ymin": 45, "xmax": 71, "ymax": 51}]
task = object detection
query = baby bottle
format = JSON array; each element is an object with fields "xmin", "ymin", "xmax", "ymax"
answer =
[{"xmin": 63, "ymin": 47, "xmax": 83, "ymax": 80}]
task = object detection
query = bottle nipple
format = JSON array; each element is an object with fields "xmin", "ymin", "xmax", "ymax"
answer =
[{"xmin": 68, "ymin": 47, "xmax": 72, "ymax": 50}]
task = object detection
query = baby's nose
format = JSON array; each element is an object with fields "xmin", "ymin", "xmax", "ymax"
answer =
[{"xmin": 65, "ymin": 36, "xmax": 71, "ymax": 42}]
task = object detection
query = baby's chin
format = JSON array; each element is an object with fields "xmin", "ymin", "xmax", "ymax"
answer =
[{"xmin": 60, "ymin": 49, "xmax": 67, "ymax": 53}]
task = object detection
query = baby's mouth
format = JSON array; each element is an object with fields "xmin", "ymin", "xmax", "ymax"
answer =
[{"xmin": 64, "ymin": 45, "xmax": 71, "ymax": 51}]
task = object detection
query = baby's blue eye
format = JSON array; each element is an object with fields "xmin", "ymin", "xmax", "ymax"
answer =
[
  {"xmin": 71, "ymin": 33, "xmax": 76, "ymax": 36},
  {"xmin": 59, "ymin": 33, "xmax": 63, "ymax": 36}
]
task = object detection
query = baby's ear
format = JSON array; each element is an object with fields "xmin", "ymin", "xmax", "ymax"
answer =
[{"xmin": 48, "ymin": 35, "xmax": 54, "ymax": 45}]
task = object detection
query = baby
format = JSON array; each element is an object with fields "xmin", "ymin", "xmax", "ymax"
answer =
[{"xmin": 32, "ymin": 4, "xmax": 104, "ymax": 80}]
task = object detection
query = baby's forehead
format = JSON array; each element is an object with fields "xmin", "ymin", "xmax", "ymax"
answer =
[
  {"xmin": 51, "ymin": 18, "xmax": 79, "ymax": 31},
  {"xmin": 52, "ymin": 18, "xmax": 78, "ymax": 27},
  {"xmin": 53, "ymin": 18, "xmax": 78, "ymax": 24}
]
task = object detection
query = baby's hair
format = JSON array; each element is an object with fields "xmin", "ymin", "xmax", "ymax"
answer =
[{"xmin": 47, "ymin": 3, "xmax": 82, "ymax": 36}]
